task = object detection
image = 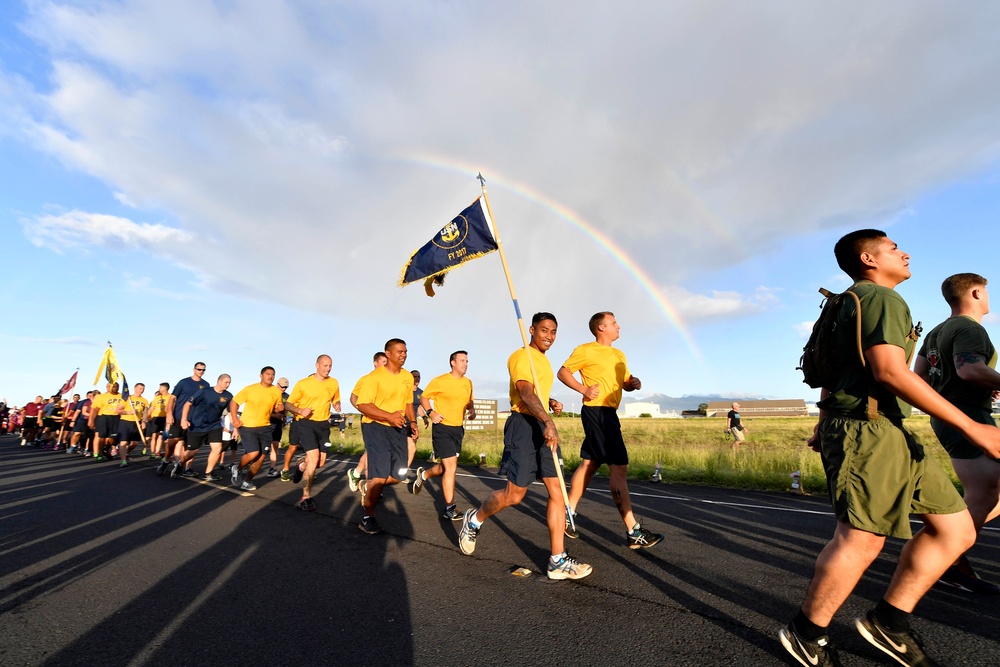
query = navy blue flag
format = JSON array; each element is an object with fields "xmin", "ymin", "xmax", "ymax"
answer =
[
  {"xmin": 120, "ymin": 374, "xmax": 130, "ymax": 401},
  {"xmin": 399, "ymin": 197, "xmax": 498, "ymax": 293}
]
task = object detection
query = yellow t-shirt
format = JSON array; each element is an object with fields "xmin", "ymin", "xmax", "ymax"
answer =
[
  {"xmin": 507, "ymin": 346, "xmax": 553, "ymax": 415},
  {"xmin": 232, "ymin": 383, "xmax": 285, "ymax": 428},
  {"xmin": 92, "ymin": 391, "xmax": 124, "ymax": 416},
  {"xmin": 561, "ymin": 342, "xmax": 632, "ymax": 409},
  {"xmin": 354, "ymin": 366, "xmax": 414, "ymax": 425},
  {"xmin": 422, "ymin": 373, "xmax": 474, "ymax": 426},
  {"xmin": 148, "ymin": 393, "xmax": 169, "ymax": 418},
  {"xmin": 120, "ymin": 395, "xmax": 150, "ymax": 422},
  {"xmin": 288, "ymin": 375, "xmax": 341, "ymax": 422}
]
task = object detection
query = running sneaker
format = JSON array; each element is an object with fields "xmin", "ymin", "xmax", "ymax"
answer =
[
  {"xmin": 84, "ymin": 451, "xmax": 93, "ymax": 458},
  {"xmin": 280, "ymin": 469, "xmax": 291, "ymax": 482},
  {"xmin": 205, "ymin": 473, "xmax": 223, "ymax": 482},
  {"xmin": 240, "ymin": 480, "xmax": 257, "ymax": 491},
  {"xmin": 565, "ymin": 509, "xmax": 578, "ymax": 539},
  {"xmin": 94, "ymin": 455, "xmax": 105, "ymax": 462},
  {"xmin": 170, "ymin": 462, "xmax": 181, "ymax": 479},
  {"xmin": 547, "ymin": 554, "xmax": 593, "ymax": 581},
  {"xmin": 459, "ymin": 508, "xmax": 480, "ymax": 555},
  {"xmin": 347, "ymin": 466, "xmax": 361, "ymax": 492},
  {"xmin": 627, "ymin": 522, "xmax": 664, "ymax": 550},
  {"xmin": 182, "ymin": 469, "xmax": 198, "ymax": 478},
  {"xmin": 292, "ymin": 464, "xmax": 304, "ymax": 484},
  {"xmin": 119, "ymin": 460, "xmax": 129, "ymax": 468},
  {"xmin": 67, "ymin": 446, "xmax": 77, "ymax": 454},
  {"xmin": 442, "ymin": 506, "xmax": 463, "ymax": 521},
  {"xmin": 266, "ymin": 467, "xmax": 279, "ymax": 478},
  {"xmin": 110, "ymin": 447, "xmax": 118, "ymax": 457},
  {"xmin": 148, "ymin": 453, "xmax": 156, "ymax": 460},
  {"xmin": 230, "ymin": 463, "xmax": 242, "ymax": 487},
  {"xmin": 411, "ymin": 467, "xmax": 425, "ymax": 495},
  {"xmin": 854, "ymin": 609, "xmax": 936, "ymax": 667},
  {"xmin": 779, "ymin": 623, "xmax": 843, "ymax": 667},
  {"xmin": 937, "ymin": 555, "xmax": 1000, "ymax": 594},
  {"xmin": 297, "ymin": 497, "xmax": 317, "ymax": 512},
  {"xmin": 358, "ymin": 516, "xmax": 383, "ymax": 534}
]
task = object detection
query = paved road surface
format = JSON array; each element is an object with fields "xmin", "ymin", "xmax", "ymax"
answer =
[{"xmin": 1, "ymin": 435, "xmax": 998, "ymax": 666}]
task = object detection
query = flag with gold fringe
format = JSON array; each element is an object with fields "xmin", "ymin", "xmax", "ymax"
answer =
[
  {"xmin": 93, "ymin": 344, "xmax": 120, "ymax": 386},
  {"xmin": 398, "ymin": 197, "xmax": 498, "ymax": 296}
]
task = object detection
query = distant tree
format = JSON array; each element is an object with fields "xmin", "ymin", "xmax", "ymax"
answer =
[
  {"xmin": 698, "ymin": 402, "xmax": 709, "ymax": 416},
  {"xmin": 639, "ymin": 413, "xmax": 652, "ymax": 419}
]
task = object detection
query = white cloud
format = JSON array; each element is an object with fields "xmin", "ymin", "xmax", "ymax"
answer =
[
  {"xmin": 23, "ymin": 210, "xmax": 192, "ymax": 255},
  {"xmin": 794, "ymin": 321, "xmax": 816, "ymax": 339},
  {"xmin": 664, "ymin": 285, "xmax": 781, "ymax": 321}
]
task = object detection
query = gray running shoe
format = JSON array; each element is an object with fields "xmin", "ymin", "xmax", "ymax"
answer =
[
  {"xmin": 230, "ymin": 463, "xmax": 242, "ymax": 487},
  {"xmin": 459, "ymin": 509, "xmax": 480, "ymax": 555},
  {"xmin": 266, "ymin": 467, "xmax": 279, "ymax": 478},
  {"xmin": 156, "ymin": 460, "xmax": 168, "ymax": 475},
  {"xmin": 443, "ymin": 505, "xmax": 463, "ymax": 521},
  {"xmin": 170, "ymin": 462, "xmax": 181, "ymax": 479},
  {"xmin": 547, "ymin": 554, "xmax": 592, "ymax": 580},
  {"xmin": 240, "ymin": 480, "xmax": 257, "ymax": 491},
  {"xmin": 205, "ymin": 473, "xmax": 223, "ymax": 482},
  {"xmin": 358, "ymin": 516, "xmax": 383, "ymax": 534},
  {"xmin": 855, "ymin": 610, "xmax": 936, "ymax": 667},
  {"xmin": 411, "ymin": 467, "xmax": 425, "ymax": 495},
  {"xmin": 779, "ymin": 623, "xmax": 843, "ymax": 667}
]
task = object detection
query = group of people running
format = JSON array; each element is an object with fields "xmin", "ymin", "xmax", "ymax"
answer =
[{"xmin": 9, "ymin": 309, "xmax": 663, "ymax": 585}]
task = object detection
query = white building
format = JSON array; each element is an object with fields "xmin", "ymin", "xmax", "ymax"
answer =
[{"xmin": 619, "ymin": 402, "xmax": 680, "ymax": 418}]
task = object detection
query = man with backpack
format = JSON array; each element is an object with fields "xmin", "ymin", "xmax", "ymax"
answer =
[{"xmin": 780, "ymin": 229, "xmax": 1000, "ymax": 667}]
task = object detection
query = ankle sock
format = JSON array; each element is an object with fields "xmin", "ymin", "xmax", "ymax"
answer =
[
  {"xmin": 792, "ymin": 610, "xmax": 827, "ymax": 642},
  {"xmin": 873, "ymin": 599, "xmax": 910, "ymax": 633}
]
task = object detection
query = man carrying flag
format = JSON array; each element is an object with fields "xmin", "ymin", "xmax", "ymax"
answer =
[{"xmin": 88, "ymin": 382, "xmax": 122, "ymax": 461}]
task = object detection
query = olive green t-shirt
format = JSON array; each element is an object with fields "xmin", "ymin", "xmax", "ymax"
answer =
[
  {"xmin": 918, "ymin": 315, "xmax": 997, "ymax": 411},
  {"xmin": 817, "ymin": 281, "xmax": 917, "ymax": 419}
]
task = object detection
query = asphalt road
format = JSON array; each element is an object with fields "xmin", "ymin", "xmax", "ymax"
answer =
[{"xmin": 1, "ymin": 434, "xmax": 998, "ymax": 667}]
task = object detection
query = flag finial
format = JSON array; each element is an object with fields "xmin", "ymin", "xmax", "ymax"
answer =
[{"xmin": 477, "ymin": 172, "xmax": 486, "ymax": 187}]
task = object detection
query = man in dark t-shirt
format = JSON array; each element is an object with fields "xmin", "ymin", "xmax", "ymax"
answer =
[
  {"xmin": 916, "ymin": 272, "xmax": 1000, "ymax": 595},
  {"xmin": 726, "ymin": 402, "xmax": 747, "ymax": 448},
  {"xmin": 177, "ymin": 374, "xmax": 233, "ymax": 480},
  {"xmin": 157, "ymin": 362, "xmax": 210, "ymax": 475}
]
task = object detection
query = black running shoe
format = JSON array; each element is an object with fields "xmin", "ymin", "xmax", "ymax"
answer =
[
  {"xmin": 358, "ymin": 516, "xmax": 383, "ymax": 534},
  {"xmin": 779, "ymin": 623, "xmax": 843, "ymax": 667},
  {"xmin": 169, "ymin": 462, "xmax": 181, "ymax": 479},
  {"xmin": 297, "ymin": 497, "xmax": 316, "ymax": 512},
  {"xmin": 292, "ymin": 464, "xmax": 304, "ymax": 484},
  {"xmin": 442, "ymin": 505, "xmax": 463, "ymax": 521},
  {"xmin": 205, "ymin": 473, "xmax": 223, "ymax": 482},
  {"xmin": 937, "ymin": 556, "xmax": 1000, "ymax": 594},
  {"xmin": 627, "ymin": 522, "xmax": 664, "ymax": 550},
  {"xmin": 156, "ymin": 460, "xmax": 169, "ymax": 476},
  {"xmin": 855, "ymin": 610, "xmax": 937, "ymax": 667}
]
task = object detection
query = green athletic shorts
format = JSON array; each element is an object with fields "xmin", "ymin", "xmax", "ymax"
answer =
[
  {"xmin": 930, "ymin": 407, "xmax": 996, "ymax": 460},
  {"xmin": 818, "ymin": 415, "xmax": 965, "ymax": 539}
]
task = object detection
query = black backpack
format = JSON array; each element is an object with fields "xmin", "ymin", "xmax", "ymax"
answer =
[{"xmin": 798, "ymin": 286, "xmax": 865, "ymax": 391}]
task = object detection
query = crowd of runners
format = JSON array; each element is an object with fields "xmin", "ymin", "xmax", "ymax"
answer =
[
  {"xmin": 7, "ymin": 229, "xmax": 1000, "ymax": 667},
  {"xmin": 4, "ymin": 310, "xmax": 663, "ymax": 585}
]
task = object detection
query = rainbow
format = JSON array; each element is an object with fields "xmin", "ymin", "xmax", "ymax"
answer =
[{"xmin": 394, "ymin": 153, "xmax": 702, "ymax": 359}]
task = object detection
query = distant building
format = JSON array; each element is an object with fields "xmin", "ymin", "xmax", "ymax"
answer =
[
  {"xmin": 706, "ymin": 399, "xmax": 808, "ymax": 417},
  {"xmin": 618, "ymin": 402, "xmax": 680, "ymax": 418}
]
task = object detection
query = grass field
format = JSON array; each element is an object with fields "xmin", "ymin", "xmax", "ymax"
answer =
[{"xmin": 312, "ymin": 415, "xmax": 959, "ymax": 495}]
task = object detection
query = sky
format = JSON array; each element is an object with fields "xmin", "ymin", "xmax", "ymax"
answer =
[{"xmin": 2, "ymin": 1, "xmax": 1000, "ymax": 411}]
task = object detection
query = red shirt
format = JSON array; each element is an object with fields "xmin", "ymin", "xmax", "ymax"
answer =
[{"xmin": 23, "ymin": 402, "xmax": 42, "ymax": 418}]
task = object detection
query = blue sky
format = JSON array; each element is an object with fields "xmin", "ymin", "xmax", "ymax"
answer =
[{"xmin": 3, "ymin": 2, "xmax": 1000, "ymax": 412}]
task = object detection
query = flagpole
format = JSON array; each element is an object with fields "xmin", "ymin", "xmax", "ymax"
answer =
[{"xmin": 477, "ymin": 173, "xmax": 576, "ymax": 533}]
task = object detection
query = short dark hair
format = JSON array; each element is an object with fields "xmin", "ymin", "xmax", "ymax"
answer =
[
  {"xmin": 373, "ymin": 352, "xmax": 387, "ymax": 362},
  {"xmin": 834, "ymin": 229, "xmax": 886, "ymax": 279},
  {"xmin": 589, "ymin": 311, "xmax": 613, "ymax": 336},
  {"xmin": 942, "ymin": 273, "xmax": 988, "ymax": 307},
  {"xmin": 160, "ymin": 382, "xmax": 170, "ymax": 390},
  {"xmin": 449, "ymin": 350, "xmax": 468, "ymax": 364},
  {"xmin": 261, "ymin": 366, "xmax": 275, "ymax": 375},
  {"xmin": 135, "ymin": 383, "xmax": 144, "ymax": 389},
  {"xmin": 384, "ymin": 338, "xmax": 406, "ymax": 351},
  {"xmin": 194, "ymin": 361, "xmax": 206, "ymax": 368},
  {"xmin": 531, "ymin": 312, "xmax": 557, "ymax": 327}
]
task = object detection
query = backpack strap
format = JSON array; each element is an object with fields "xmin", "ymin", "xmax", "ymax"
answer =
[{"xmin": 837, "ymin": 285, "xmax": 879, "ymax": 421}]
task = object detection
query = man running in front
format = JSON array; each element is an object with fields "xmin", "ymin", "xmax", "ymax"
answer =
[
  {"xmin": 179, "ymin": 374, "xmax": 233, "ymax": 480},
  {"xmin": 557, "ymin": 311, "xmax": 663, "ymax": 550},
  {"xmin": 285, "ymin": 355, "xmax": 341, "ymax": 511},
  {"xmin": 458, "ymin": 312, "xmax": 592, "ymax": 581},
  {"xmin": 779, "ymin": 230, "xmax": 1000, "ymax": 667},
  {"xmin": 229, "ymin": 366, "xmax": 285, "ymax": 492}
]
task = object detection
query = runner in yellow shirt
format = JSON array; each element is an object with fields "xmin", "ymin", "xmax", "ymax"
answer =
[
  {"xmin": 88, "ymin": 382, "xmax": 123, "ymax": 461},
  {"xmin": 116, "ymin": 383, "xmax": 149, "ymax": 468},
  {"xmin": 228, "ymin": 367, "xmax": 287, "ymax": 491},
  {"xmin": 411, "ymin": 351, "xmax": 476, "ymax": 521},
  {"xmin": 557, "ymin": 311, "xmax": 663, "ymax": 549},
  {"xmin": 285, "ymin": 355, "xmax": 341, "ymax": 511},
  {"xmin": 354, "ymin": 339, "xmax": 418, "ymax": 534},
  {"xmin": 344, "ymin": 351, "xmax": 387, "ymax": 491},
  {"xmin": 145, "ymin": 383, "xmax": 170, "ymax": 459}
]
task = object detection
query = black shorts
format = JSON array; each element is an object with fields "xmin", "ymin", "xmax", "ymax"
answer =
[
  {"xmin": 167, "ymin": 421, "xmax": 187, "ymax": 440},
  {"xmin": 270, "ymin": 419, "xmax": 284, "ymax": 443},
  {"xmin": 431, "ymin": 424, "xmax": 464, "ymax": 459},
  {"xmin": 296, "ymin": 420, "xmax": 330, "ymax": 452},
  {"xmin": 118, "ymin": 420, "xmax": 141, "ymax": 442},
  {"xmin": 498, "ymin": 412, "xmax": 561, "ymax": 488},
  {"xmin": 146, "ymin": 416, "xmax": 166, "ymax": 437},
  {"xmin": 362, "ymin": 421, "xmax": 408, "ymax": 481},
  {"xmin": 72, "ymin": 419, "xmax": 91, "ymax": 435},
  {"xmin": 42, "ymin": 417, "xmax": 57, "ymax": 430},
  {"xmin": 287, "ymin": 420, "xmax": 302, "ymax": 446},
  {"xmin": 241, "ymin": 425, "xmax": 271, "ymax": 455},
  {"xmin": 186, "ymin": 428, "xmax": 224, "ymax": 450},
  {"xmin": 579, "ymin": 406, "xmax": 628, "ymax": 466},
  {"xmin": 94, "ymin": 415, "xmax": 121, "ymax": 439},
  {"xmin": 23, "ymin": 416, "xmax": 38, "ymax": 430}
]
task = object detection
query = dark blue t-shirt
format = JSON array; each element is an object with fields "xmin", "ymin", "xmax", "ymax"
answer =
[
  {"xmin": 173, "ymin": 377, "xmax": 210, "ymax": 420},
  {"xmin": 186, "ymin": 388, "xmax": 233, "ymax": 432}
]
